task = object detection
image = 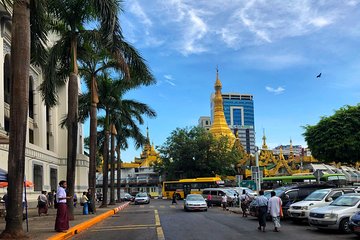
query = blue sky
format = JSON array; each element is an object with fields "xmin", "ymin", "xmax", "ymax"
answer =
[{"xmin": 84, "ymin": 0, "xmax": 360, "ymax": 162}]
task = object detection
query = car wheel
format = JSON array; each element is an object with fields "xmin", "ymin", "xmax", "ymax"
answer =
[
  {"xmin": 184, "ymin": 206, "xmax": 188, "ymax": 212},
  {"xmin": 204, "ymin": 209, "xmax": 207, "ymax": 212},
  {"xmin": 339, "ymin": 218, "xmax": 351, "ymax": 233}
]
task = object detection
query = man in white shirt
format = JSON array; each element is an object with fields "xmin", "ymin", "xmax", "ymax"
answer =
[
  {"xmin": 267, "ymin": 191, "xmax": 283, "ymax": 232},
  {"xmin": 55, "ymin": 180, "xmax": 71, "ymax": 232},
  {"xmin": 221, "ymin": 194, "xmax": 228, "ymax": 211}
]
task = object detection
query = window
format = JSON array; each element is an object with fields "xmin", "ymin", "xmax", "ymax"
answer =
[
  {"xmin": 33, "ymin": 164, "xmax": 43, "ymax": 191},
  {"xmin": 331, "ymin": 191, "xmax": 342, "ymax": 200},
  {"xmin": 50, "ymin": 168, "xmax": 57, "ymax": 191},
  {"xmin": 29, "ymin": 77, "xmax": 34, "ymax": 119},
  {"xmin": 3, "ymin": 54, "xmax": 11, "ymax": 104},
  {"xmin": 29, "ymin": 129, "xmax": 34, "ymax": 144}
]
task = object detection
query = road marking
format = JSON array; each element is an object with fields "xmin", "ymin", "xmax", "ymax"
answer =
[
  {"xmin": 154, "ymin": 210, "xmax": 165, "ymax": 240},
  {"xmin": 159, "ymin": 205, "xmax": 165, "ymax": 208},
  {"xmin": 91, "ymin": 226, "xmax": 156, "ymax": 232},
  {"xmin": 150, "ymin": 205, "xmax": 155, "ymax": 208},
  {"xmin": 169, "ymin": 205, "xmax": 176, "ymax": 208},
  {"xmin": 140, "ymin": 205, "xmax": 145, "ymax": 208}
]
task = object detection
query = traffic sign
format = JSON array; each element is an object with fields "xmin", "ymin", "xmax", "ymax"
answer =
[
  {"xmin": 313, "ymin": 169, "xmax": 324, "ymax": 179},
  {"xmin": 240, "ymin": 180, "xmax": 257, "ymax": 190}
]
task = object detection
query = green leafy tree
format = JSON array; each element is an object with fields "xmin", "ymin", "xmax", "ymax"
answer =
[
  {"xmin": 303, "ymin": 104, "xmax": 360, "ymax": 164},
  {"xmin": 155, "ymin": 126, "xmax": 241, "ymax": 180}
]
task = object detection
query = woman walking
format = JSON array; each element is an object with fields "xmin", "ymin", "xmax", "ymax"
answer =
[
  {"xmin": 80, "ymin": 192, "xmax": 89, "ymax": 215},
  {"xmin": 37, "ymin": 191, "xmax": 48, "ymax": 216}
]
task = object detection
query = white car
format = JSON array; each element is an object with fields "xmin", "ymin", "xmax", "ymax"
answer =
[
  {"xmin": 184, "ymin": 194, "xmax": 207, "ymax": 212},
  {"xmin": 134, "ymin": 192, "xmax": 150, "ymax": 205},
  {"xmin": 234, "ymin": 187, "xmax": 257, "ymax": 197},
  {"xmin": 288, "ymin": 188, "xmax": 356, "ymax": 221},
  {"xmin": 309, "ymin": 193, "xmax": 360, "ymax": 233}
]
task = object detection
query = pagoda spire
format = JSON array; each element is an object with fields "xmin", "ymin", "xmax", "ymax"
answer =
[
  {"xmin": 209, "ymin": 68, "xmax": 235, "ymax": 144},
  {"xmin": 262, "ymin": 128, "xmax": 268, "ymax": 150},
  {"xmin": 289, "ymin": 138, "xmax": 294, "ymax": 159}
]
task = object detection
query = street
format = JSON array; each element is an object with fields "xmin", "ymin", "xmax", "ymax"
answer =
[{"xmin": 73, "ymin": 199, "xmax": 357, "ymax": 240}]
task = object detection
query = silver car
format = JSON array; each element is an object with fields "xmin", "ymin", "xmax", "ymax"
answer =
[
  {"xmin": 134, "ymin": 192, "xmax": 150, "ymax": 205},
  {"xmin": 309, "ymin": 193, "xmax": 360, "ymax": 233},
  {"xmin": 184, "ymin": 194, "xmax": 207, "ymax": 212}
]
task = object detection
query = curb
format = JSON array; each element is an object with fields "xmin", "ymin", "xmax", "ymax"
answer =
[{"xmin": 47, "ymin": 202, "xmax": 130, "ymax": 240}]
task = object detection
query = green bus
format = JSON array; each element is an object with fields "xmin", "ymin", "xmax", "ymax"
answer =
[{"xmin": 261, "ymin": 173, "xmax": 347, "ymax": 190}]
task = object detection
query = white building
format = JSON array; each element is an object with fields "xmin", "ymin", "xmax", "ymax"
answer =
[{"xmin": 0, "ymin": 10, "xmax": 88, "ymax": 205}]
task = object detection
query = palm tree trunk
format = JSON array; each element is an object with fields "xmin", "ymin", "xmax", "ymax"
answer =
[
  {"xmin": 89, "ymin": 76, "xmax": 98, "ymax": 213},
  {"xmin": 0, "ymin": 1, "xmax": 30, "ymax": 238},
  {"xmin": 66, "ymin": 36, "xmax": 79, "ymax": 220},
  {"xmin": 109, "ymin": 127, "xmax": 115, "ymax": 205},
  {"xmin": 101, "ymin": 111, "xmax": 110, "ymax": 207},
  {"xmin": 116, "ymin": 146, "xmax": 121, "ymax": 203}
]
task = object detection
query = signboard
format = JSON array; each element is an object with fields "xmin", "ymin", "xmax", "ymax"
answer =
[{"xmin": 240, "ymin": 180, "xmax": 256, "ymax": 190}]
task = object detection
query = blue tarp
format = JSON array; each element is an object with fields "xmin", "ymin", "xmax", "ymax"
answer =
[{"xmin": 0, "ymin": 168, "xmax": 7, "ymax": 182}]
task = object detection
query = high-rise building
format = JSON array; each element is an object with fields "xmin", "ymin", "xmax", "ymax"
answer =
[{"xmin": 211, "ymin": 93, "xmax": 255, "ymax": 154}]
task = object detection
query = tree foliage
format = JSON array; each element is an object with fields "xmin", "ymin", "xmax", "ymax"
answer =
[
  {"xmin": 303, "ymin": 104, "xmax": 360, "ymax": 164},
  {"xmin": 155, "ymin": 127, "xmax": 242, "ymax": 180}
]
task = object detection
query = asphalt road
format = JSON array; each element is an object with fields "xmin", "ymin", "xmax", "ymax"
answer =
[{"xmin": 72, "ymin": 199, "xmax": 358, "ymax": 240}]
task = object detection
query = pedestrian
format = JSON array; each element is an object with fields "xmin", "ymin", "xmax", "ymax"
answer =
[
  {"xmin": 221, "ymin": 193, "xmax": 228, "ymax": 211},
  {"xmin": 37, "ymin": 191, "xmax": 48, "ymax": 216},
  {"xmin": 206, "ymin": 193, "xmax": 212, "ymax": 208},
  {"xmin": 86, "ymin": 188, "xmax": 94, "ymax": 214},
  {"xmin": 73, "ymin": 193, "xmax": 77, "ymax": 208},
  {"xmin": 255, "ymin": 190, "xmax": 268, "ymax": 232},
  {"xmin": 55, "ymin": 180, "xmax": 71, "ymax": 232},
  {"xmin": 240, "ymin": 189, "xmax": 251, "ymax": 217},
  {"xmin": 80, "ymin": 192, "xmax": 89, "ymax": 215},
  {"xmin": 268, "ymin": 191, "xmax": 283, "ymax": 232},
  {"xmin": 47, "ymin": 190, "xmax": 54, "ymax": 208},
  {"xmin": 172, "ymin": 192, "xmax": 177, "ymax": 205}
]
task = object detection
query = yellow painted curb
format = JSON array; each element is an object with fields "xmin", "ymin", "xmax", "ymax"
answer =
[{"xmin": 48, "ymin": 202, "xmax": 130, "ymax": 240}]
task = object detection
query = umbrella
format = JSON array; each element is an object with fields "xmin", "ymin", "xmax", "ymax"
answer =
[{"xmin": 0, "ymin": 180, "xmax": 33, "ymax": 188}]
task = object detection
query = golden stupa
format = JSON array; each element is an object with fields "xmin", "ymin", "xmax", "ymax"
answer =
[{"xmin": 209, "ymin": 69, "xmax": 236, "ymax": 144}]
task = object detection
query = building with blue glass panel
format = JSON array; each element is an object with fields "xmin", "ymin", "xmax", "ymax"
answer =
[{"xmin": 210, "ymin": 93, "xmax": 255, "ymax": 154}]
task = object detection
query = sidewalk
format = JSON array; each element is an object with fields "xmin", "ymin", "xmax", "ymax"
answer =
[{"xmin": 0, "ymin": 202, "xmax": 130, "ymax": 240}]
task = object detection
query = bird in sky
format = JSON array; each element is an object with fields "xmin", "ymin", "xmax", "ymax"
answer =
[{"xmin": 316, "ymin": 73, "xmax": 322, "ymax": 78}]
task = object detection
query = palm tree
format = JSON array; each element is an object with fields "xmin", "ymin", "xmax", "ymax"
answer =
[
  {"xmin": 40, "ymin": 0, "xmax": 121, "ymax": 219},
  {"xmin": 78, "ymin": 72, "xmax": 156, "ymax": 206},
  {"xmin": 0, "ymin": 0, "xmax": 47, "ymax": 237},
  {"xmin": 78, "ymin": 34, "xmax": 155, "ymax": 207}
]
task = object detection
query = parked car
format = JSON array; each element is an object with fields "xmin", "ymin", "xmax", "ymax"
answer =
[
  {"xmin": 202, "ymin": 188, "xmax": 236, "ymax": 206},
  {"xmin": 288, "ymin": 188, "xmax": 356, "ymax": 221},
  {"xmin": 249, "ymin": 184, "xmax": 333, "ymax": 217},
  {"xmin": 184, "ymin": 194, "xmax": 207, "ymax": 212},
  {"xmin": 134, "ymin": 192, "xmax": 150, "ymax": 205},
  {"xmin": 309, "ymin": 193, "xmax": 360, "ymax": 233},
  {"xmin": 122, "ymin": 193, "xmax": 135, "ymax": 202},
  {"xmin": 349, "ymin": 211, "xmax": 360, "ymax": 236},
  {"xmin": 233, "ymin": 187, "xmax": 257, "ymax": 197}
]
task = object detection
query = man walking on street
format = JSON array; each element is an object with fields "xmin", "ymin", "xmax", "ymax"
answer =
[
  {"xmin": 255, "ymin": 190, "xmax": 268, "ymax": 232},
  {"xmin": 55, "ymin": 180, "xmax": 71, "ymax": 232},
  {"xmin": 268, "ymin": 191, "xmax": 283, "ymax": 232}
]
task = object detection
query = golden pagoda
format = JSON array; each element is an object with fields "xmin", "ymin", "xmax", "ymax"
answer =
[
  {"xmin": 133, "ymin": 127, "xmax": 160, "ymax": 167},
  {"xmin": 209, "ymin": 69, "xmax": 235, "ymax": 144}
]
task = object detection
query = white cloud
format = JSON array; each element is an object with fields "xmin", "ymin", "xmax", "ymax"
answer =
[
  {"xmin": 122, "ymin": 0, "xmax": 359, "ymax": 54},
  {"xmin": 129, "ymin": 1, "xmax": 152, "ymax": 28},
  {"xmin": 164, "ymin": 75, "xmax": 173, "ymax": 80},
  {"xmin": 266, "ymin": 86, "xmax": 285, "ymax": 95}
]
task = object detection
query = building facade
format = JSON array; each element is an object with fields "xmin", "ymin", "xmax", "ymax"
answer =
[
  {"xmin": 198, "ymin": 116, "xmax": 211, "ymax": 131},
  {"xmin": 0, "ymin": 15, "xmax": 88, "ymax": 204},
  {"xmin": 211, "ymin": 93, "xmax": 255, "ymax": 154}
]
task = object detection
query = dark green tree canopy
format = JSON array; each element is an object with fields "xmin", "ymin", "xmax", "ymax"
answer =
[
  {"xmin": 155, "ymin": 126, "xmax": 242, "ymax": 180},
  {"xmin": 303, "ymin": 104, "xmax": 360, "ymax": 164}
]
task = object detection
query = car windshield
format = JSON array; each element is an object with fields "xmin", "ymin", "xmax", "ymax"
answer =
[
  {"xmin": 304, "ymin": 189, "xmax": 330, "ymax": 201},
  {"xmin": 187, "ymin": 195, "xmax": 204, "ymax": 201},
  {"xmin": 136, "ymin": 193, "xmax": 148, "ymax": 197},
  {"xmin": 330, "ymin": 196, "xmax": 360, "ymax": 206},
  {"xmin": 245, "ymin": 188, "xmax": 255, "ymax": 194},
  {"xmin": 264, "ymin": 189, "xmax": 284, "ymax": 199}
]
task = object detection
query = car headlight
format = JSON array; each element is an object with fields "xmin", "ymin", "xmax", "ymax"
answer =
[
  {"xmin": 324, "ymin": 213, "xmax": 338, "ymax": 219},
  {"xmin": 301, "ymin": 206, "xmax": 308, "ymax": 210}
]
